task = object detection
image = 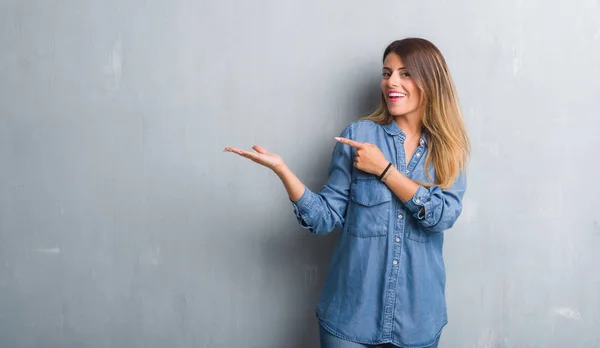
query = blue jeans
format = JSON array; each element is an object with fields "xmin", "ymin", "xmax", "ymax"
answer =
[{"xmin": 319, "ymin": 325, "xmax": 440, "ymax": 348}]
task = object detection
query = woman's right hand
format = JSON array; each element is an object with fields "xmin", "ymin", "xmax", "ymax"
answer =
[{"xmin": 224, "ymin": 145, "xmax": 286, "ymax": 173}]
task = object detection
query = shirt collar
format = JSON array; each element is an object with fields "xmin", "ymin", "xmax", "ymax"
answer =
[{"xmin": 382, "ymin": 121, "xmax": 428, "ymax": 146}]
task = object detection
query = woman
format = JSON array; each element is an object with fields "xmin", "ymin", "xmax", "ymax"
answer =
[{"xmin": 225, "ymin": 37, "xmax": 469, "ymax": 348}]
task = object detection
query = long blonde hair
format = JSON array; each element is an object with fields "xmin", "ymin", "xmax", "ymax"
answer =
[{"xmin": 363, "ymin": 38, "xmax": 470, "ymax": 189}]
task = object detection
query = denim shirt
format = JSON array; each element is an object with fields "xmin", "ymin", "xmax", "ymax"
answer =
[{"xmin": 292, "ymin": 120, "xmax": 466, "ymax": 347}]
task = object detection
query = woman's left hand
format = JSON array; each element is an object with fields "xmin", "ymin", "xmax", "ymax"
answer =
[{"xmin": 335, "ymin": 137, "xmax": 389, "ymax": 176}]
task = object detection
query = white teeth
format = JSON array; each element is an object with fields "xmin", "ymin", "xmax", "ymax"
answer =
[{"xmin": 389, "ymin": 92, "xmax": 405, "ymax": 98}]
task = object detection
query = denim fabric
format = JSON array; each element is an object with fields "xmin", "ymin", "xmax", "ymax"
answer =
[
  {"xmin": 319, "ymin": 323, "xmax": 440, "ymax": 348},
  {"xmin": 292, "ymin": 120, "xmax": 466, "ymax": 348}
]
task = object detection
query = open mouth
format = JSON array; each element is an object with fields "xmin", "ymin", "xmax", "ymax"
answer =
[{"xmin": 388, "ymin": 91, "xmax": 406, "ymax": 102}]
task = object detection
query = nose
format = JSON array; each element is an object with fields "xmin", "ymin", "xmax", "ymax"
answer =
[{"xmin": 387, "ymin": 71, "xmax": 400, "ymax": 88}]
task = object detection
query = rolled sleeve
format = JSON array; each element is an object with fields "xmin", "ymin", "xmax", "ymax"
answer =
[
  {"xmin": 403, "ymin": 185, "xmax": 430, "ymax": 215},
  {"xmin": 403, "ymin": 172, "xmax": 467, "ymax": 232},
  {"xmin": 288, "ymin": 124, "xmax": 354, "ymax": 235},
  {"xmin": 291, "ymin": 187, "xmax": 318, "ymax": 228}
]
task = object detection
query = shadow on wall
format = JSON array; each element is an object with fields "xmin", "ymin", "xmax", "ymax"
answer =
[{"xmin": 354, "ymin": 73, "xmax": 383, "ymax": 118}]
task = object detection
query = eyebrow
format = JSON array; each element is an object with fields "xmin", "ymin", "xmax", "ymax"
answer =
[{"xmin": 382, "ymin": 67, "xmax": 407, "ymax": 71}]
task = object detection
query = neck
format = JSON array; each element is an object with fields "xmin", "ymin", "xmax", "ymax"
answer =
[{"xmin": 394, "ymin": 114, "xmax": 423, "ymax": 139}]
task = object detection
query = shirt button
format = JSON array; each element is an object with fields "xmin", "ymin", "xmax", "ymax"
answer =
[
  {"xmin": 393, "ymin": 260, "xmax": 398, "ymax": 265},
  {"xmin": 415, "ymin": 199, "xmax": 421, "ymax": 204},
  {"xmin": 396, "ymin": 237, "xmax": 401, "ymax": 242},
  {"xmin": 416, "ymin": 153, "xmax": 421, "ymax": 157},
  {"xmin": 398, "ymin": 214, "xmax": 403, "ymax": 220}
]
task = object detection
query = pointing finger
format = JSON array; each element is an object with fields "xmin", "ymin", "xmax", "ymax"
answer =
[{"xmin": 335, "ymin": 137, "xmax": 363, "ymax": 149}]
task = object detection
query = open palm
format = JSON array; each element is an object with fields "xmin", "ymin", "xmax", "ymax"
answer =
[{"xmin": 224, "ymin": 145, "xmax": 285, "ymax": 171}]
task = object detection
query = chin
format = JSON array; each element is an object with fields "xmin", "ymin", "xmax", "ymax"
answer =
[
  {"xmin": 387, "ymin": 105, "xmax": 420, "ymax": 118},
  {"xmin": 387, "ymin": 107, "xmax": 406, "ymax": 116}
]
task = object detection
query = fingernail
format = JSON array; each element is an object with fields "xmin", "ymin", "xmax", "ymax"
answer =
[{"xmin": 334, "ymin": 137, "xmax": 341, "ymax": 141}]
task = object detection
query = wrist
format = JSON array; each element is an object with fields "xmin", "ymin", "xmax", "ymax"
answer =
[
  {"xmin": 380, "ymin": 163, "xmax": 395, "ymax": 182},
  {"xmin": 377, "ymin": 162, "xmax": 393, "ymax": 181},
  {"xmin": 273, "ymin": 163, "xmax": 290, "ymax": 176},
  {"xmin": 378, "ymin": 161, "xmax": 390, "ymax": 174}
]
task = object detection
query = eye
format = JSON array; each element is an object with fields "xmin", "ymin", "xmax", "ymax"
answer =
[
  {"xmin": 401, "ymin": 72, "xmax": 411, "ymax": 78},
  {"xmin": 382, "ymin": 72, "xmax": 391, "ymax": 78}
]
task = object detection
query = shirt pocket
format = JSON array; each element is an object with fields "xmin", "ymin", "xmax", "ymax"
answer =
[{"xmin": 346, "ymin": 179, "xmax": 391, "ymax": 238}]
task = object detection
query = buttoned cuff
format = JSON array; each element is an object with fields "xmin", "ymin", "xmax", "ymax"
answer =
[
  {"xmin": 403, "ymin": 185, "xmax": 433, "ymax": 221},
  {"xmin": 291, "ymin": 186, "xmax": 316, "ymax": 228}
]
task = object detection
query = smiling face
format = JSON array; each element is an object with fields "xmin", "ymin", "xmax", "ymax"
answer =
[
  {"xmin": 380, "ymin": 52, "xmax": 423, "ymax": 119},
  {"xmin": 364, "ymin": 37, "xmax": 469, "ymax": 189}
]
